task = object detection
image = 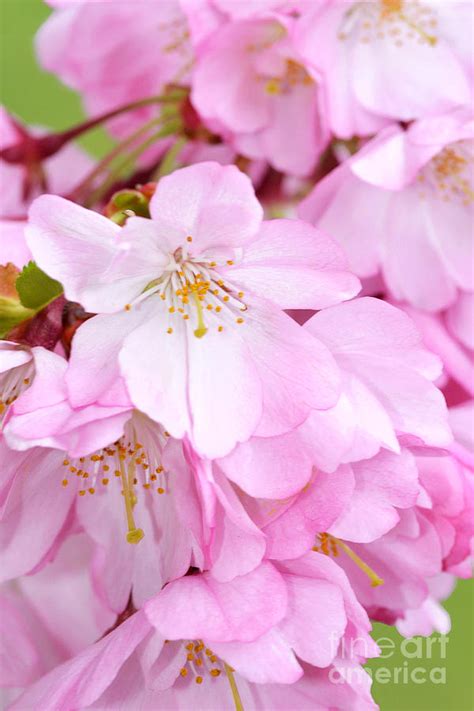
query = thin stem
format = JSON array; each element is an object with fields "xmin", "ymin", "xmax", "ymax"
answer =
[
  {"xmin": 2, "ymin": 90, "xmax": 188, "ymax": 164},
  {"xmin": 83, "ymin": 118, "xmax": 182, "ymax": 207},
  {"xmin": 224, "ymin": 664, "xmax": 244, "ymax": 711},
  {"xmin": 152, "ymin": 135, "xmax": 188, "ymax": 180},
  {"xmin": 70, "ymin": 116, "xmax": 164, "ymax": 201}
]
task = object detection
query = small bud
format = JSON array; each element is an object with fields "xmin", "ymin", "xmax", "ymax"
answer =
[{"xmin": 104, "ymin": 188, "xmax": 151, "ymax": 225}]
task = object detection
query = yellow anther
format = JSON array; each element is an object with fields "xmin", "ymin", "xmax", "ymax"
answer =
[
  {"xmin": 157, "ymin": 487, "xmax": 165, "ymax": 494},
  {"xmin": 79, "ymin": 490, "xmax": 86, "ymax": 497},
  {"xmin": 167, "ymin": 327, "xmax": 173, "ymax": 334},
  {"xmin": 125, "ymin": 304, "xmax": 132, "ymax": 311},
  {"xmin": 186, "ymin": 235, "xmax": 193, "ymax": 242},
  {"xmin": 180, "ymin": 668, "xmax": 188, "ymax": 677},
  {"xmin": 126, "ymin": 528, "xmax": 145, "ymax": 544},
  {"xmin": 195, "ymin": 676, "xmax": 203, "ymax": 685},
  {"xmin": 61, "ymin": 479, "xmax": 68, "ymax": 487},
  {"xmin": 102, "ymin": 478, "xmax": 109, "ymax": 485},
  {"xmin": 88, "ymin": 487, "xmax": 95, "ymax": 495},
  {"xmin": 218, "ymin": 326, "xmax": 224, "ymax": 332},
  {"xmin": 236, "ymin": 318, "xmax": 244, "ymax": 324},
  {"xmin": 265, "ymin": 78, "xmax": 281, "ymax": 94},
  {"xmin": 210, "ymin": 669, "xmax": 221, "ymax": 677}
]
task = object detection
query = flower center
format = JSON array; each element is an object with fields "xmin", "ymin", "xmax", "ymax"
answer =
[
  {"xmin": 178, "ymin": 640, "xmax": 244, "ymax": 710},
  {"xmin": 264, "ymin": 59, "xmax": 314, "ymax": 96},
  {"xmin": 313, "ymin": 533, "xmax": 384, "ymax": 587},
  {"xmin": 417, "ymin": 142, "xmax": 474, "ymax": 205},
  {"xmin": 125, "ymin": 242, "xmax": 248, "ymax": 338},
  {"xmin": 60, "ymin": 414, "xmax": 169, "ymax": 545},
  {"xmin": 0, "ymin": 364, "xmax": 33, "ymax": 427},
  {"xmin": 338, "ymin": 1, "xmax": 437, "ymax": 47}
]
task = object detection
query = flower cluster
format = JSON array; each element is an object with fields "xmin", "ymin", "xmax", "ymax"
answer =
[{"xmin": 1, "ymin": 1, "xmax": 473, "ymax": 709}]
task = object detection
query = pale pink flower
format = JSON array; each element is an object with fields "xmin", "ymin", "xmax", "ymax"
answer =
[
  {"xmin": 26, "ymin": 162, "xmax": 359, "ymax": 458},
  {"xmin": 192, "ymin": 16, "xmax": 329, "ymax": 176},
  {"xmin": 296, "ymin": 1, "xmax": 472, "ymax": 139},
  {"xmin": 8, "ymin": 609, "xmax": 376, "ymax": 710},
  {"xmin": 36, "ymin": 0, "xmax": 192, "ymax": 138},
  {"xmin": 3, "ymin": 347, "xmax": 266, "ymax": 601},
  {"xmin": 219, "ymin": 297, "xmax": 451, "ymax": 501},
  {"xmin": 299, "ymin": 110, "xmax": 474, "ymax": 313}
]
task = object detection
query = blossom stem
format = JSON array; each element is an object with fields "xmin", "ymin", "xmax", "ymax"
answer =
[
  {"xmin": 224, "ymin": 664, "xmax": 244, "ymax": 711},
  {"xmin": 0, "ymin": 91, "xmax": 187, "ymax": 164},
  {"xmin": 152, "ymin": 135, "xmax": 188, "ymax": 180},
  {"xmin": 70, "ymin": 116, "xmax": 165, "ymax": 202},
  {"xmin": 82, "ymin": 118, "xmax": 183, "ymax": 207}
]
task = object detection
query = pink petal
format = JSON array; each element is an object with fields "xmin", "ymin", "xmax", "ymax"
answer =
[
  {"xmin": 247, "ymin": 300, "xmax": 341, "ymax": 437},
  {"xmin": 218, "ymin": 428, "xmax": 314, "ymax": 499},
  {"xmin": 330, "ymin": 449, "xmax": 420, "ymax": 543},
  {"xmin": 263, "ymin": 466, "xmax": 354, "ymax": 560},
  {"xmin": 26, "ymin": 195, "xmax": 149, "ymax": 313},
  {"xmin": 145, "ymin": 562, "xmax": 287, "ymax": 643},
  {"xmin": 278, "ymin": 574, "xmax": 346, "ymax": 667},
  {"xmin": 212, "ymin": 629, "xmax": 303, "ymax": 684},
  {"xmin": 229, "ymin": 218, "xmax": 360, "ymax": 309},
  {"xmin": 10, "ymin": 612, "xmax": 151, "ymax": 711},
  {"xmin": 306, "ymin": 297, "xmax": 452, "ymax": 447},
  {"xmin": 0, "ymin": 446, "xmax": 75, "ymax": 581},
  {"xmin": 149, "ymin": 162, "xmax": 263, "ymax": 252}
]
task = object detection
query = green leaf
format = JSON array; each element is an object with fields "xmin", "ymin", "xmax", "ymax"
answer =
[
  {"xmin": 0, "ymin": 298, "xmax": 35, "ymax": 338},
  {"xmin": 16, "ymin": 262, "xmax": 63, "ymax": 311}
]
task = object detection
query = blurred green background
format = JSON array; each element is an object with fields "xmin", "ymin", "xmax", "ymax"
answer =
[{"xmin": 1, "ymin": 1, "xmax": 473, "ymax": 709}]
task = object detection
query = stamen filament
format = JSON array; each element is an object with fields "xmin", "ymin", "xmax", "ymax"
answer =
[
  {"xmin": 120, "ymin": 457, "xmax": 144, "ymax": 545},
  {"xmin": 334, "ymin": 538, "xmax": 384, "ymax": 588},
  {"xmin": 224, "ymin": 664, "xmax": 244, "ymax": 711},
  {"xmin": 192, "ymin": 289, "xmax": 208, "ymax": 338}
]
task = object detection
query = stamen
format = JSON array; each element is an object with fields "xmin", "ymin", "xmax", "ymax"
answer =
[
  {"xmin": 120, "ymin": 457, "xmax": 144, "ymax": 545},
  {"xmin": 225, "ymin": 664, "xmax": 244, "ymax": 711},
  {"xmin": 313, "ymin": 534, "xmax": 384, "ymax": 588},
  {"xmin": 192, "ymin": 289, "xmax": 208, "ymax": 338}
]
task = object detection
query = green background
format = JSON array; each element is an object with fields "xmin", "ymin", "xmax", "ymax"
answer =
[{"xmin": 1, "ymin": 1, "xmax": 473, "ymax": 709}]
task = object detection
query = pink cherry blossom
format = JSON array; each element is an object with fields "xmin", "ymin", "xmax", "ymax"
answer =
[
  {"xmin": 218, "ymin": 297, "xmax": 451, "ymax": 506},
  {"xmin": 36, "ymin": 0, "xmax": 193, "ymax": 139},
  {"xmin": 8, "ymin": 608, "xmax": 377, "ymax": 710},
  {"xmin": 26, "ymin": 162, "xmax": 359, "ymax": 458},
  {"xmin": 3, "ymin": 347, "xmax": 268, "ymax": 602},
  {"xmin": 296, "ymin": 1, "xmax": 471, "ymax": 139},
  {"xmin": 192, "ymin": 15, "xmax": 329, "ymax": 175},
  {"xmin": 299, "ymin": 111, "xmax": 474, "ymax": 314}
]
